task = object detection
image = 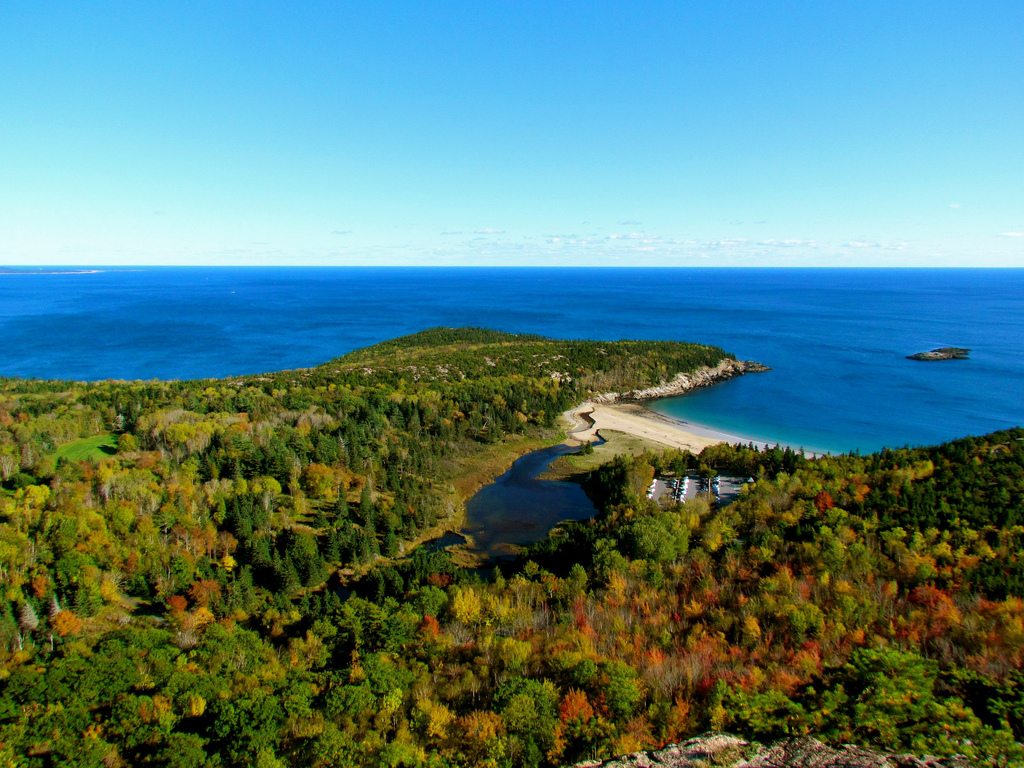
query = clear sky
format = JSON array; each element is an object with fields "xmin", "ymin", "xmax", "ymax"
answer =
[{"xmin": 1, "ymin": 1, "xmax": 1021, "ymax": 267}]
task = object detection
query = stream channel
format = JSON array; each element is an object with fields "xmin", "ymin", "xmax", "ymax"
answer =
[
  {"xmin": 337, "ymin": 442, "xmax": 602, "ymax": 599},
  {"xmin": 437, "ymin": 442, "xmax": 600, "ymax": 561}
]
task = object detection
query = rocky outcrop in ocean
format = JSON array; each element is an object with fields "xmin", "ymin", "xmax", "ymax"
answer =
[
  {"xmin": 907, "ymin": 347, "xmax": 971, "ymax": 361},
  {"xmin": 909, "ymin": 348, "xmax": 970, "ymax": 362},
  {"xmin": 571, "ymin": 733, "xmax": 973, "ymax": 768}
]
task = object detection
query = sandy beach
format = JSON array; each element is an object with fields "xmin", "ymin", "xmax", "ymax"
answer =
[
  {"xmin": 555, "ymin": 358, "xmax": 811, "ymax": 456},
  {"xmin": 564, "ymin": 401, "xmax": 795, "ymax": 455}
]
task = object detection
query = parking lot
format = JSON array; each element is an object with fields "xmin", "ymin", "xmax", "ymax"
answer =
[{"xmin": 648, "ymin": 473, "xmax": 751, "ymax": 507}]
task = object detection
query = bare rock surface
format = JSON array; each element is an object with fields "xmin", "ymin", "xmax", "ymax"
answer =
[
  {"xmin": 572, "ymin": 734, "xmax": 975, "ymax": 768},
  {"xmin": 590, "ymin": 359, "xmax": 770, "ymax": 405},
  {"xmin": 906, "ymin": 347, "xmax": 971, "ymax": 361}
]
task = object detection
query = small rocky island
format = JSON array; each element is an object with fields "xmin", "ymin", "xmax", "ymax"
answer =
[{"xmin": 907, "ymin": 347, "xmax": 971, "ymax": 361}]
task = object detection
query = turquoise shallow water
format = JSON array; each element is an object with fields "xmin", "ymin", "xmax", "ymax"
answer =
[{"xmin": 1, "ymin": 267, "xmax": 1021, "ymax": 454}]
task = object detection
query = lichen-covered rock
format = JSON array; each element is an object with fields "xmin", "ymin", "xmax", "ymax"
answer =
[
  {"xmin": 571, "ymin": 733, "xmax": 975, "ymax": 768},
  {"xmin": 572, "ymin": 733, "xmax": 750, "ymax": 767}
]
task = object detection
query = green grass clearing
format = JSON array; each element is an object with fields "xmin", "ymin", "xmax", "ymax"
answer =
[
  {"xmin": 566, "ymin": 429, "xmax": 669, "ymax": 472},
  {"xmin": 52, "ymin": 433, "xmax": 119, "ymax": 462}
]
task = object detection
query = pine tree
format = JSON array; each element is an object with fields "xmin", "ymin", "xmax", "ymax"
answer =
[
  {"xmin": 313, "ymin": 506, "xmax": 329, "ymax": 530},
  {"xmin": 359, "ymin": 483, "xmax": 374, "ymax": 525},
  {"xmin": 334, "ymin": 493, "xmax": 349, "ymax": 524}
]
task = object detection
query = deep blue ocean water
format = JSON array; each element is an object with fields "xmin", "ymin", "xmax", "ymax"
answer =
[{"xmin": 1, "ymin": 267, "xmax": 1021, "ymax": 454}]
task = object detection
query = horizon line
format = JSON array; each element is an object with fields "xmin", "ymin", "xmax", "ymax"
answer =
[{"xmin": 4, "ymin": 264, "xmax": 1024, "ymax": 271}]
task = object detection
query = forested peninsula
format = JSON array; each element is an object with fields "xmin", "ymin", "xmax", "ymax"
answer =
[{"xmin": 1, "ymin": 328, "xmax": 1022, "ymax": 767}]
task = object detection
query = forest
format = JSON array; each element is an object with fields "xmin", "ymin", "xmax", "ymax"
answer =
[{"xmin": 0, "ymin": 328, "xmax": 1022, "ymax": 766}]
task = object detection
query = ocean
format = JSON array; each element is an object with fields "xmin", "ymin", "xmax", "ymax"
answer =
[{"xmin": 1, "ymin": 267, "xmax": 1021, "ymax": 454}]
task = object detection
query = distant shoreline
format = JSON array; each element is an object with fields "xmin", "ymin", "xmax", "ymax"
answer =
[{"xmin": 0, "ymin": 268, "xmax": 104, "ymax": 275}]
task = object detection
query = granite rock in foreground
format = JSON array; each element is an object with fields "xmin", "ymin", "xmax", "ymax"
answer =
[{"xmin": 572, "ymin": 733, "xmax": 973, "ymax": 768}]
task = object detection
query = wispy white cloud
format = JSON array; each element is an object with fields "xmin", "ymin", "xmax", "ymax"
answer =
[
  {"xmin": 545, "ymin": 234, "xmax": 600, "ymax": 245},
  {"xmin": 606, "ymin": 232, "xmax": 665, "ymax": 244},
  {"xmin": 703, "ymin": 239, "xmax": 748, "ymax": 248},
  {"xmin": 474, "ymin": 228, "xmax": 505, "ymax": 235},
  {"xmin": 8, "ymin": 227, "xmax": 1016, "ymax": 267},
  {"xmin": 617, "ymin": 219, "xmax": 642, "ymax": 225},
  {"xmin": 758, "ymin": 239, "xmax": 817, "ymax": 248},
  {"xmin": 440, "ymin": 230, "xmax": 463, "ymax": 235},
  {"xmin": 843, "ymin": 240, "xmax": 908, "ymax": 250},
  {"xmin": 949, "ymin": 203, "xmax": 961, "ymax": 208}
]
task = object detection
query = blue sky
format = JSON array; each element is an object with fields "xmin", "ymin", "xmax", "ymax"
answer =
[{"xmin": 1, "ymin": 2, "xmax": 1021, "ymax": 266}]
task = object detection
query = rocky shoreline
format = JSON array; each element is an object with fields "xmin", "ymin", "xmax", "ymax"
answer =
[
  {"xmin": 589, "ymin": 358, "xmax": 770, "ymax": 404},
  {"xmin": 572, "ymin": 733, "xmax": 973, "ymax": 768}
]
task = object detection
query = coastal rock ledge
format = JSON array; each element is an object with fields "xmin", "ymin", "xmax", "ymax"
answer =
[
  {"xmin": 572, "ymin": 733, "xmax": 972, "ymax": 768},
  {"xmin": 592, "ymin": 358, "xmax": 770, "ymax": 404}
]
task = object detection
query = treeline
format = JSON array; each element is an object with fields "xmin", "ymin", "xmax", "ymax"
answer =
[
  {"xmin": 0, "ymin": 329, "xmax": 737, "ymax": 767},
  {"xmin": 2, "ymin": 329, "xmax": 1021, "ymax": 766},
  {"xmin": 327, "ymin": 327, "xmax": 732, "ymax": 393},
  {"xmin": 526, "ymin": 430, "xmax": 1024, "ymax": 758}
]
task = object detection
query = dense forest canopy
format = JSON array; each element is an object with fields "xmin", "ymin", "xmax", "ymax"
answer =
[{"xmin": 0, "ymin": 328, "xmax": 1022, "ymax": 766}]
